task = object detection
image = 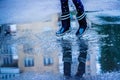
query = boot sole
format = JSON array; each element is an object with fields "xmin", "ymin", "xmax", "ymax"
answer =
[{"xmin": 56, "ymin": 29, "xmax": 71, "ymax": 37}]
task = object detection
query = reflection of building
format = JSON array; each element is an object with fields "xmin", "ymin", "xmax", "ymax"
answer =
[
  {"xmin": 17, "ymin": 14, "xmax": 59, "ymax": 73},
  {"xmin": 18, "ymin": 45, "xmax": 59, "ymax": 73},
  {"xmin": 86, "ymin": 41, "xmax": 97, "ymax": 76},
  {"xmin": 0, "ymin": 68, "xmax": 19, "ymax": 80},
  {"xmin": 0, "ymin": 54, "xmax": 13, "ymax": 67},
  {"xmin": 17, "ymin": 14, "xmax": 58, "ymax": 34},
  {"xmin": 0, "ymin": 24, "xmax": 19, "ymax": 80},
  {"xmin": 0, "ymin": 24, "xmax": 17, "ymax": 67}
]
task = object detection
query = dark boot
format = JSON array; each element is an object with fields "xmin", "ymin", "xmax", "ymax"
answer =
[
  {"xmin": 71, "ymin": 0, "xmax": 87, "ymax": 36},
  {"xmin": 75, "ymin": 62, "xmax": 85, "ymax": 77},
  {"xmin": 76, "ymin": 12, "xmax": 88, "ymax": 37},
  {"xmin": 56, "ymin": 14, "xmax": 71, "ymax": 36},
  {"xmin": 56, "ymin": 0, "xmax": 70, "ymax": 36},
  {"xmin": 75, "ymin": 39, "xmax": 88, "ymax": 79},
  {"xmin": 63, "ymin": 62, "xmax": 71, "ymax": 80}
]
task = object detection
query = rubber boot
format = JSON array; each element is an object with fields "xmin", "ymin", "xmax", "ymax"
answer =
[
  {"xmin": 71, "ymin": 0, "xmax": 87, "ymax": 36},
  {"xmin": 75, "ymin": 62, "xmax": 85, "ymax": 78},
  {"xmin": 76, "ymin": 13, "xmax": 88, "ymax": 36},
  {"xmin": 56, "ymin": 0, "xmax": 70, "ymax": 36},
  {"xmin": 63, "ymin": 62, "xmax": 71, "ymax": 80},
  {"xmin": 75, "ymin": 52, "xmax": 87, "ymax": 78},
  {"xmin": 75, "ymin": 38, "xmax": 88, "ymax": 79},
  {"xmin": 56, "ymin": 14, "xmax": 71, "ymax": 36}
]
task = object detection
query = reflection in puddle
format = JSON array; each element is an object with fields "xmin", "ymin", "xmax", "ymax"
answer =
[
  {"xmin": 57, "ymin": 37, "xmax": 88, "ymax": 78},
  {"xmin": 97, "ymin": 24, "xmax": 120, "ymax": 73},
  {"xmin": 0, "ymin": 20, "xmax": 120, "ymax": 80},
  {"xmin": 0, "ymin": 21, "xmax": 100, "ymax": 80}
]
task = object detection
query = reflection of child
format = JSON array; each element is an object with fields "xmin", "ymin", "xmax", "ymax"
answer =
[
  {"xmin": 60, "ymin": 38, "xmax": 88, "ymax": 79},
  {"xmin": 56, "ymin": 0, "xmax": 87, "ymax": 37}
]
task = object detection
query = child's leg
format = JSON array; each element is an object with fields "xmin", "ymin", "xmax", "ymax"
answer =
[
  {"xmin": 72, "ymin": 0, "xmax": 87, "ymax": 36},
  {"xmin": 61, "ymin": 0, "xmax": 69, "ymax": 15},
  {"xmin": 72, "ymin": 0, "xmax": 84, "ymax": 15}
]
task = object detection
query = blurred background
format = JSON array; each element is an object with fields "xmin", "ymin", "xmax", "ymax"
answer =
[{"xmin": 0, "ymin": 0, "xmax": 120, "ymax": 80}]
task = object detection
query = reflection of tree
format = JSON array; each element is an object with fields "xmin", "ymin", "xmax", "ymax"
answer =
[{"xmin": 98, "ymin": 24, "xmax": 120, "ymax": 72}]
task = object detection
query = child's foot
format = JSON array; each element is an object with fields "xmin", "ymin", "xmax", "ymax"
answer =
[{"xmin": 76, "ymin": 26, "xmax": 88, "ymax": 37}]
